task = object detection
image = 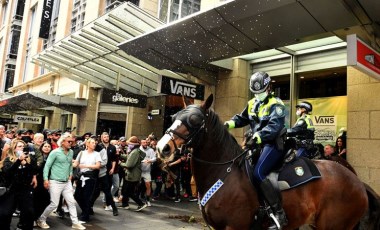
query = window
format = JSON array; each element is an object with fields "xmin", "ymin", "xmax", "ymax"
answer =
[
  {"xmin": 159, "ymin": 0, "xmax": 201, "ymax": 23},
  {"xmin": 4, "ymin": 64, "xmax": 16, "ymax": 92},
  {"xmin": 71, "ymin": 0, "xmax": 86, "ymax": 32},
  {"xmin": 7, "ymin": 25, "xmax": 21, "ymax": 59},
  {"xmin": 271, "ymin": 75, "xmax": 290, "ymax": 100},
  {"xmin": 23, "ymin": 6, "xmax": 36, "ymax": 81},
  {"xmin": 298, "ymin": 69, "xmax": 346, "ymax": 99},
  {"xmin": 43, "ymin": 0, "xmax": 60, "ymax": 49},
  {"xmin": 105, "ymin": 0, "xmax": 138, "ymax": 13},
  {"xmin": 1, "ymin": 2, "xmax": 8, "ymax": 26},
  {"xmin": 13, "ymin": 0, "xmax": 25, "ymax": 21}
]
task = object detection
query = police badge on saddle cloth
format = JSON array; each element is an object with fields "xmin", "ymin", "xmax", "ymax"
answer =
[{"xmin": 276, "ymin": 157, "xmax": 321, "ymax": 190}]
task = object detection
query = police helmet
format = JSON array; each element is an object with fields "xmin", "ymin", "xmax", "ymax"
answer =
[
  {"xmin": 296, "ymin": 101, "xmax": 312, "ymax": 112},
  {"xmin": 249, "ymin": 72, "xmax": 271, "ymax": 94}
]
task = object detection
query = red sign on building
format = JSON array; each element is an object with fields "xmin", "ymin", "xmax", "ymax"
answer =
[{"xmin": 347, "ymin": 34, "xmax": 380, "ymax": 79}]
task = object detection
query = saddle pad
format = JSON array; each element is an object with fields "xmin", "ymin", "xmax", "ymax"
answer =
[{"xmin": 277, "ymin": 157, "xmax": 321, "ymax": 190}]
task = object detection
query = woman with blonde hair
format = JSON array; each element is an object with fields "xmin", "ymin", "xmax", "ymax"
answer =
[
  {"xmin": 0, "ymin": 139, "xmax": 37, "ymax": 230},
  {"xmin": 73, "ymin": 137, "xmax": 101, "ymax": 222}
]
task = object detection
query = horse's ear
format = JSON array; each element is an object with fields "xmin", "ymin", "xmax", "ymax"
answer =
[
  {"xmin": 201, "ymin": 94, "xmax": 213, "ymax": 110},
  {"xmin": 182, "ymin": 96, "xmax": 192, "ymax": 108}
]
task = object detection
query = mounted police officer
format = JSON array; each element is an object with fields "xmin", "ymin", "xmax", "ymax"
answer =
[
  {"xmin": 224, "ymin": 71, "xmax": 287, "ymax": 229},
  {"xmin": 287, "ymin": 101, "xmax": 315, "ymax": 158}
]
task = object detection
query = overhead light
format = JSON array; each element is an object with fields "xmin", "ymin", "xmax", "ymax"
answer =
[{"xmin": 300, "ymin": 76, "xmax": 305, "ymax": 79}]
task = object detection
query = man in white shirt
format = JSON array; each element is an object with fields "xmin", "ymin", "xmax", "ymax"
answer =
[{"xmin": 140, "ymin": 139, "xmax": 156, "ymax": 207}]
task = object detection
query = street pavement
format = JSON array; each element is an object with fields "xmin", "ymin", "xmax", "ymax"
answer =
[{"xmin": 11, "ymin": 197, "xmax": 205, "ymax": 230}]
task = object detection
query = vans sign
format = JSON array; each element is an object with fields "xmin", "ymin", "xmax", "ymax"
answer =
[{"xmin": 157, "ymin": 76, "xmax": 205, "ymax": 100}]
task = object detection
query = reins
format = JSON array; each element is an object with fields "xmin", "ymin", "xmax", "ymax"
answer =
[{"xmin": 191, "ymin": 148, "xmax": 249, "ymax": 166}]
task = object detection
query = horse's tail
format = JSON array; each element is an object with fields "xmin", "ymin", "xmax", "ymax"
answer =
[{"xmin": 363, "ymin": 183, "xmax": 380, "ymax": 230}]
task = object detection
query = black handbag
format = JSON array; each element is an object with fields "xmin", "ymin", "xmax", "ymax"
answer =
[{"xmin": 73, "ymin": 151, "xmax": 83, "ymax": 181}]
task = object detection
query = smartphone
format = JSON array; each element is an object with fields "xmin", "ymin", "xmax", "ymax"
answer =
[
  {"xmin": 23, "ymin": 146, "xmax": 29, "ymax": 155},
  {"xmin": 16, "ymin": 150, "xmax": 23, "ymax": 158}
]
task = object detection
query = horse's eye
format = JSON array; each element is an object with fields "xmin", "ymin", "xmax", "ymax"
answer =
[{"xmin": 188, "ymin": 114, "xmax": 203, "ymax": 127}]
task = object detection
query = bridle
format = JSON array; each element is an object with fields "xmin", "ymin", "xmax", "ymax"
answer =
[{"xmin": 163, "ymin": 106, "xmax": 248, "ymax": 166}]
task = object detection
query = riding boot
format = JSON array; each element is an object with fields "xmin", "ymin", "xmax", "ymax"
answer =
[{"xmin": 260, "ymin": 179, "xmax": 288, "ymax": 230}]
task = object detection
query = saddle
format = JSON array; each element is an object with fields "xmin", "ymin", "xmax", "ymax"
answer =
[{"xmin": 245, "ymin": 150, "xmax": 321, "ymax": 191}]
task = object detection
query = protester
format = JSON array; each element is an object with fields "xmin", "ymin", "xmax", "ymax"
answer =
[
  {"xmin": 37, "ymin": 133, "xmax": 85, "ymax": 230},
  {"xmin": 1, "ymin": 140, "xmax": 37, "ymax": 230}
]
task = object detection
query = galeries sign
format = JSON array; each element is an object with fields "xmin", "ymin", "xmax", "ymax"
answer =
[
  {"xmin": 102, "ymin": 88, "xmax": 147, "ymax": 108},
  {"xmin": 14, "ymin": 115, "xmax": 42, "ymax": 124},
  {"xmin": 157, "ymin": 76, "xmax": 205, "ymax": 100}
]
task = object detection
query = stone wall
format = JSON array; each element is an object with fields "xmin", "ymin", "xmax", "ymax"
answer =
[
  {"xmin": 347, "ymin": 66, "xmax": 380, "ymax": 193},
  {"xmin": 215, "ymin": 58, "xmax": 249, "ymax": 143}
]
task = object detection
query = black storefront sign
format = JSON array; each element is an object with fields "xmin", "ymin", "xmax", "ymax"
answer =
[
  {"xmin": 157, "ymin": 76, "xmax": 205, "ymax": 100},
  {"xmin": 102, "ymin": 88, "xmax": 147, "ymax": 108},
  {"xmin": 39, "ymin": 0, "xmax": 54, "ymax": 39}
]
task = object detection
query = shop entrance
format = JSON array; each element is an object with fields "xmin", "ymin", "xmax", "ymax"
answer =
[{"xmin": 96, "ymin": 112, "xmax": 126, "ymax": 139}]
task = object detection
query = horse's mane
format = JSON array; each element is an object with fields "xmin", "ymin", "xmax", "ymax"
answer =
[{"xmin": 206, "ymin": 108, "xmax": 243, "ymax": 157}]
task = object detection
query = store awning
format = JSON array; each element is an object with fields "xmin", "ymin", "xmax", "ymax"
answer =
[
  {"xmin": 32, "ymin": 2, "xmax": 194, "ymax": 97},
  {"xmin": 118, "ymin": 0, "xmax": 380, "ymax": 71},
  {"xmin": 0, "ymin": 92, "xmax": 88, "ymax": 114}
]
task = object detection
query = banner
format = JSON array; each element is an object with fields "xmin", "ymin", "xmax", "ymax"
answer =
[
  {"xmin": 39, "ymin": 0, "xmax": 55, "ymax": 39},
  {"xmin": 300, "ymin": 96, "xmax": 347, "ymax": 145}
]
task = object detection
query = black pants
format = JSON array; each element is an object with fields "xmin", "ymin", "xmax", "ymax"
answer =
[
  {"xmin": 33, "ymin": 180, "xmax": 50, "ymax": 221},
  {"xmin": 121, "ymin": 180, "xmax": 144, "ymax": 206},
  {"xmin": 74, "ymin": 177, "xmax": 97, "ymax": 221},
  {"xmin": 91, "ymin": 175, "xmax": 116, "ymax": 208},
  {"xmin": 1, "ymin": 186, "xmax": 34, "ymax": 230},
  {"xmin": 0, "ymin": 191, "xmax": 14, "ymax": 230}
]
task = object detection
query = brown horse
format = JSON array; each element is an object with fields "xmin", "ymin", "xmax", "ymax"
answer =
[{"xmin": 156, "ymin": 94, "xmax": 380, "ymax": 230}]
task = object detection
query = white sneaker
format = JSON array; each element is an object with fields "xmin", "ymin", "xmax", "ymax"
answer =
[
  {"xmin": 72, "ymin": 223, "xmax": 86, "ymax": 229},
  {"xmin": 37, "ymin": 220, "xmax": 50, "ymax": 229},
  {"xmin": 104, "ymin": 205, "xmax": 112, "ymax": 211},
  {"xmin": 146, "ymin": 201, "xmax": 151, "ymax": 207},
  {"xmin": 62, "ymin": 205, "xmax": 69, "ymax": 213},
  {"xmin": 135, "ymin": 203, "xmax": 148, "ymax": 212}
]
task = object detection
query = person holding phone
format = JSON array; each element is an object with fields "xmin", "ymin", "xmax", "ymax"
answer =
[{"xmin": 0, "ymin": 139, "xmax": 37, "ymax": 230}]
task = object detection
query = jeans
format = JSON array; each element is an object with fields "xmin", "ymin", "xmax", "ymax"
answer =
[{"xmin": 111, "ymin": 174, "xmax": 120, "ymax": 197}]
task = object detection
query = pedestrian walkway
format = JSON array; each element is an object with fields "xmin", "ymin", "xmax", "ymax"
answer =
[{"xmin": 12, "ymin": 198, "xmax": 204, "ymax": 229}]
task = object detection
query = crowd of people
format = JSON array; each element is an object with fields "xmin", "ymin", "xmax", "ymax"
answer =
[{"xmin": 0, "ymin": 127, "xmax": 198, "ymax": 230}]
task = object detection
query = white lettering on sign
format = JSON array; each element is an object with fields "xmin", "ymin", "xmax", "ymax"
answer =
[
  {"xmin": 14, "ymin": 115, "xmax": 42, "ymax": 124},
  {"xmin": 43, "ymin": 0, "xmax": 52, "ymax": 19},
  {"xmin": 170, "ymin": 80, "xmax": 196, "ymax": 98},
  {"xmin": 112, "ymin": 93, "xmax": 139, "ymax": 104}
]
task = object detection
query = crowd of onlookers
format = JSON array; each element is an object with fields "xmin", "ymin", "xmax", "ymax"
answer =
[
  {"xmin": 322, "ymin": 130, "xmax": 347, "ymax": 160},
  {"xmin": 0, "ymin": 126, "xmax": 198, "ymax": 230}
]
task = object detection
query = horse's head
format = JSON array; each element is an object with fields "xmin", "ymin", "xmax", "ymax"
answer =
[{"xmin": 157, "ymin": 94, "xmax": 214, "ymax": 161}]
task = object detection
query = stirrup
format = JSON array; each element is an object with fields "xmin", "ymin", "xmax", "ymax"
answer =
[{"xmin": 268, "ymin": 212, "xmax": 281, "ymax": 230}]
